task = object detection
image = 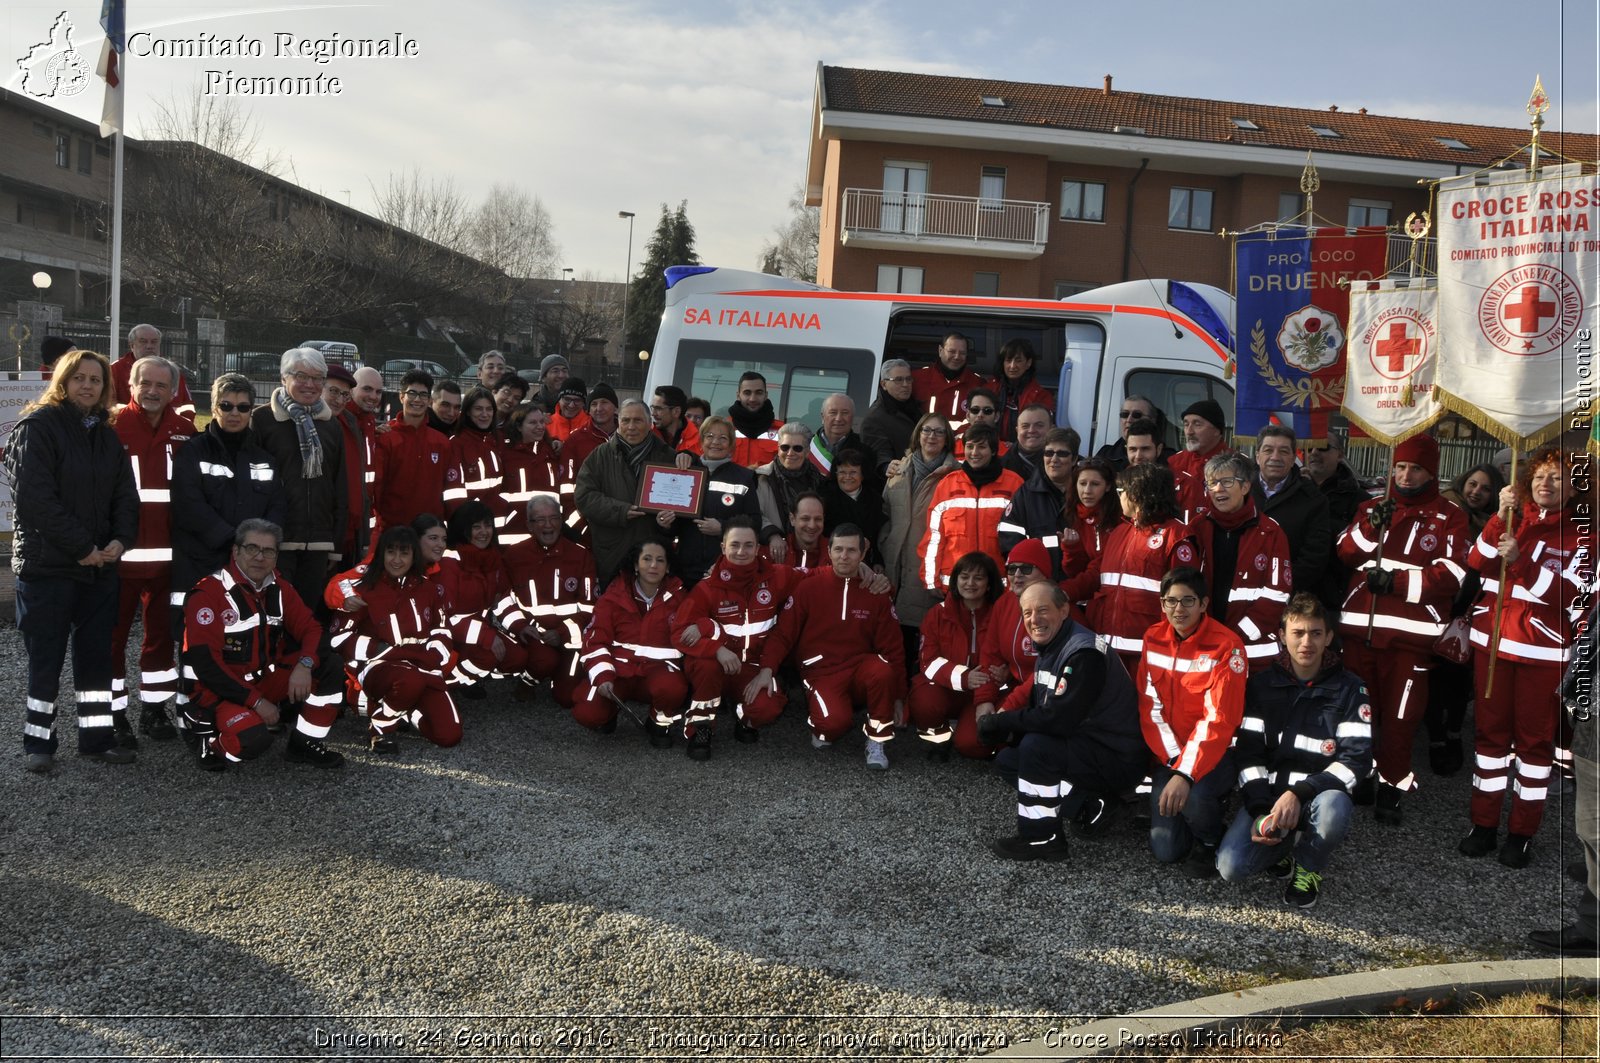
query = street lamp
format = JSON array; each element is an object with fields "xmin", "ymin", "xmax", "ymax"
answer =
[
  {"xmin": 618, "ymin": 210, "xmax": 635, "ymax": 362},
  {"xmin": 31, "ymin": 271, "xmax": 51, "ymax": 301}
]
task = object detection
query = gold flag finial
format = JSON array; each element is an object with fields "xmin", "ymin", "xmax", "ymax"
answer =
[
  {"xmin": 1527, "ymin": 75, "xmax": 1548, "ymax": 177},
  {"xmin": 1404, "ymin": 212, "xmax": 1431, "ymax": 278},
  {"xmin": 1299, "ymin": 151, "xmax": 1320, "ymax": 221}
]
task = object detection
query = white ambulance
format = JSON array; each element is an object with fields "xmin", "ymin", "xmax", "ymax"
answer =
[{"xmin": 643, "ymin": 266, "xmax": 1235, "ymax": 455}]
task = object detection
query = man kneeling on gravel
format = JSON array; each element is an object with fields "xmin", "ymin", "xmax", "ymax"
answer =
[
  {"xmin": 978, "ymin": 582, "xmax": 1145, "ymax": 860},
  {"xmin": 1216, "ymin": 594, "xmax": 1372, "ymax": 909}
]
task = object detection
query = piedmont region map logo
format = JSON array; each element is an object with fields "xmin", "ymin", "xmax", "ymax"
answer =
[{"xmin": 16, "ymin": 12, "xmax": 91, "ymax": 99}]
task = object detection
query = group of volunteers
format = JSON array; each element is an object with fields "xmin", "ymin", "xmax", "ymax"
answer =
[{"xmin": 10, "ymin": 326, "xmax": 1592, "ymax": 919}]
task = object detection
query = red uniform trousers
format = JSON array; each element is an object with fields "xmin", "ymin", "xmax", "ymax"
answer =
[
  {"xmin": 364, "ymin": 660, "xmax": 462, "ymax": 748},
  {"xmin": 803, "ymin": 656, "xmax": 900, "ymax": 743},
  {"xmin": 1342, "ymin": 642, "xmax": 1429, "ymax": 791},
  {"xmin": 572, "ymin": 665, "xmax": 690, "ymax": 731},
  {"xmin": 518, "ymin": 640, "xmax": 583, "ymax": 707},
  {"xmin": 204, "ymin": 660, "xmax": 342, "ymax": 762},
  {"xmin": 448, "ymin": 612, "xmax": 531, "ymax": 685},
  {"xmin": 907, "ymin": 681, "xmax": 995, "ymax": 759},
  {"xmin": 682, "ymin": 658, "xmax": 787, "ymax": 729},
  {"xmin": 111, "ymin": 570, "xmax": 178, "ymax": 714},
  {"xmin": 1471, "ymin": 655, "xmax": 1563, "ymax": 836}
]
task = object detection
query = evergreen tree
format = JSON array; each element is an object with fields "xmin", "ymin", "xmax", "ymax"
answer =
[{"xmin": 624, "ymin": 201, "xmax": 699, "ymax": 356}]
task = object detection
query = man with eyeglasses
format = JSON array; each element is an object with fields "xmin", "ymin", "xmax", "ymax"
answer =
[
  {"xmin": 979, "ymin": 580, "xmax": 1144, "ymax": 860},
  {"xmin": 1095, "ymin": 395, "xmax": 1172, "ymax": 472},
  {"xmin": 1135, "ymin": 567, "xmax": 1248, "ymax": 877},
  {"xmin": 375, "ymin": 368, "xmax": 451, "ymax": 533},
  {"xmin": 651, "ymin": 385, "xmax": 701, "ymax": 455},
  {"xmin": 1251, "ymin": 425, "xmax": 1332, "ymax": 599},
  {"xmin": 1002, "ymin": 404, "xmax": 1059, "ymax": 481},
  {"xmin": 181, "ymin": 518, "xmax": 346, "ymax": 771},
  {"xmin": 1191, "ymin": 452, "xmax": 1293, "ymax": 669},
  {"xmin": 251, "ymin": 348, "xmax": 347, "ymax": 613},
  {"xmin": 496, "ymin": 494, "xmax": 596, "ymax": 707},
  {"xmin": 912, "ymin": 332, "xmax": 985, "ymax": 434},
  {"xmin": 108, "ymin": 355, "xmax": 195, "ymax": 745},
  {"xmin": 862, "ymin": 359, "xmax": 919, "ymax": 472},
  {"xmin": 999, "ymin": 427, "xmax": 1081, "ymax": 577}
]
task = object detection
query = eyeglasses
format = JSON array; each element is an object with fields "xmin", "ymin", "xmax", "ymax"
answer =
[
  {"xmin": 238, "ymin": 543, "xmax": 279, "ymax": 560},
  {"xmin": 778, "ymin": 444, "xmax": 806, "ymax": 453},
  {"xmin": 1206, "ymin": 476, "xmax": 1246, "ymax": 490},
  {"xmin": 1160, "ymin": 595, "xmax": 1199, "ymax": 610},
  {"xmin": 1119, "ymin": 410, "xmax": 1141, "ymax": 419},
  {"xmin": 214, "ymin": 400, "xmax": 253, "ymax": 414},
  {"xmin": 884, "ymin": 374, "xmax": 913, "ymax": 385},
  {"xmin": 1043, "ymin": 449, "xmax": 1074, "ymax": 460},
  {"xmin": 967, "ymin": 406, "xmax": 996, "ymax": 415},
  {"xmin": 1005, "ymin": 563, "xmax": 1036, "ymax": 576},
  {"xmin": 402, "ymin": 390, "xmax": 430, "ymax": 401},
  {"xmin": 919, "ymin": 427, "xmax": 948, "ymax": 436},
  {"xmin": 289, "ymin": 371, "xmax": 326, "ymax": 387}
]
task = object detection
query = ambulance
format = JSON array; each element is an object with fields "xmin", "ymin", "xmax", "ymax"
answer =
[{"xmin": 643, "ymin": 266, "xmax": 1235, "ymax": 455}]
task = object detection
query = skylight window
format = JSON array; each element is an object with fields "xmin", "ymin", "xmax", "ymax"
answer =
[
  {"xmin": 980, "ymin": 95, "xmax": 1007, "ymax": 107},
  {"xmin": 1230, "ymin": 117, "xmax": 1260, "ymax": 130},
  {"xmin": 1309, "ymin": 125, "xmax": 1341, "ymax": 138},
  {"xmin": 1436, "ymin": 136, "xmax": 1471, "ymax": 150}
]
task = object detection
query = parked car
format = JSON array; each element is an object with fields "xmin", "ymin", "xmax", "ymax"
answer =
[
  {"xmin": 228, "ymin": 352, "xmax": 288, "ymax": 379},
  {"xmin": 299, "ymin": 340, "xmax": 363, "ymax": 375},
  {"xmin": 379, "ymin": 359, "xmax": 452, "ymax": 390}
]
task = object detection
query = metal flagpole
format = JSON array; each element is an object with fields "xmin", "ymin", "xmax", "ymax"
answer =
[{"xmin": 109, "ymin": 128, "xmax": 123, "ymax": 358}]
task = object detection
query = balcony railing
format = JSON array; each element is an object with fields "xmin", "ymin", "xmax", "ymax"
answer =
[{"xmin": 840, "ymin": 188, "xmax": 1049, "ymax": 256}]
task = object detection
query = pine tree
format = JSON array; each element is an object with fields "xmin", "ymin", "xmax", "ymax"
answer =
[{"xmin": 624, "ymin": 201, "xmax": 699, "ymax": 356}]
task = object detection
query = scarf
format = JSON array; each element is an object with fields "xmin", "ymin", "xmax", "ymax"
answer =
[
  {"xmin": 962, "ymin": 459, "xmax": 1005, "ymax": 489},
  {"xmin": 909, "ymin": 450, "xmax": 942, "ymax": 490},
  {"xmin": 272, "ymin": 387, "xmax": 325, "ymax": 479},
  {"xmin": 618, "ymin": 434, "xmax": 655, "ymax": 477},
  {"xmin": 727, "ymin": 400, "xmax": 777, "ymax": 439},
  {"xmin": 702, "ymin": 455, "xmax": 731, "ymax": 472},
  {"xmin": 878, "ymin": 386, "xmax": 922, "ymax": 422},
  {"xmin": 1208, "ymin": 494, "xmax": 1258, "ymax": 531},
  {"xmin": 1392, "ymin": 479, "xmax": 1441, "ymax": 503}
]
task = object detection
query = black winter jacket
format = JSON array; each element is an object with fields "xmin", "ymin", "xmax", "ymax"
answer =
[
  {"xmin": 170, "ymin": 422, "xmax": 289, "ymax": 598},
  {"xmin": 1237, "ymin": 653, "xmax": 1373, "ymax": 815},
  {"xmin": 997, "ymin": 469, "xmax": 1067, "ymax": 576},
  {"xmin": 1254, "ymin": 467, "xmax": 1332, "ymax": 597},
  {"xmin": 6, "ymin": 404, "xmax": 138, "ymax": 582},
  {"xmin": 250, "ymin": 400, "xmax": 346, "ymax": 550}
]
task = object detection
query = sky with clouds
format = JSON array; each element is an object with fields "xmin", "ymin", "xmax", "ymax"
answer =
[{"xmin": 6, "ymin": 0, "xmax": 1596, "ymax": 282}]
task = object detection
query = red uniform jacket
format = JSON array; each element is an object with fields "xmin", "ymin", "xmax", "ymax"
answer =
[
  {"xmin": 917, "ymin": 597, "xmax": 993, "ymax": 690},
  {"xmin": 971, "ymin": 588, "xmax": 1085, "ymax": 704},
  {"xmin": 334, "ymin": 408, "xmax": 379, "ymax": 561},
  {"xmin": 183, "ymin": 562, "xmax": 321, "ymax": 710},
  {"xmin": 375, "ymin": 419, "xmax": 451, "ymax": 529},
  {"xmin": 561, "ymin": 421, "xmax": 610, "ymax": 480},
  {"xmin": 919, "ymin": 466, "xmax": 1026, "ymax": 590},
  {"xmin": 1336, "ymin": 484, "xmax": 1469, "ymax": 652},
  {"xmin": 328, "ymin": 570, "xmax": 453, "ymax": 679},
  {"xmin": 436, "ymin": 545, "xmax": 509, "ymax": 618},
  {"xmin": 112, "ymin": 353, "xmax": 194, "ymax": 416},
  {"xmin": 1060, "ymin": 505, "xmax": 1120, "ymax": 585},
  {"xmin": 759, "ymin": 566, "xmax": 904, "ymax": 679},
  {"xmin": 444, "ymin": 424, "xmax": 505, "ymax": 515},
  {"xmin": 111, "ymin": 402, "xmax": 194, "ymax": 577},
  {"xmin": 995, "ymin": 377, "xmax": 1054, "ymax": 441},
  {"xmin": 549, "ymin": 408, "xmax": 591, "ymax": 445},
  {"xmin": 657, "ymin": 418, "xmax": 701, "ymax": 456},
  {"xmin": 1190, "ymin": 502, "xmax": 1293, "ymax": 668},
  {"xmin": 497, "ymin": 441, "xmax": 564, "ymax": 546},
  {"xmin": 912, "ymin": 364, "xmax": 985, "ymax": 429},
  {"xmin": 674, "ymin": 556, "xmax": 799, "ymax": 664},
  {"xmin": 1074, "ymin": 518, "xmax": 1203, "ymax": 657},
  {"xmin": 579, "ymin": 576, "xmax": 686, "ymax": 686},
  {"xmin": 1136, "ymin": 614, "xmax": 1248, "ymax": 781},
  {"xmin": 732, "ymin": 421, "xmax": 782, "ymax": 467},
  {"xmin": 1469, "ymin": 499, "xmax": 1590, "ymax": 664},
  {"xmin": 780, "ymin": 535, "xmax": 830, "ymax": 575},
  {"xmin": 495, "ymin": 535, "xmax": 596, "ymax": 649}
]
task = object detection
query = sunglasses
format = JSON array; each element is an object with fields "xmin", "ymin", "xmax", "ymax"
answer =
[
  {"xmin": 215, "ymin": 401, "xmax": 254, "ymax": 413},
  {"xmin": 778, "ymin": 444, "xmax": 806, "ymax": 453},
  {"xmin": 1043, "ymin": 449, "xmax": 1074, "ymax": 460},
  {"xmin": 967, "ymin": 406, "xmax": 996, "ymax": 415},
  {"xmin": 1005, "ymin": 563, "xmax": 1036, "ymax": 576}
]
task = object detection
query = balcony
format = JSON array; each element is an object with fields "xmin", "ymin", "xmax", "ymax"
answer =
[{"xmin": 839, "ymin": 187, "xmax": 1049, "ymax": 258}]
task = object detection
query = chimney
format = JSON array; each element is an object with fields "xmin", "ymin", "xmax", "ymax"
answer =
[
  {"xmin": 1103, "ymin": 74, "xmax": 1113, "ymax": 97},
  {"xmin": 1358, "ymin": 107, "xmax": 1368, "ymax": 114},
  {"xmin": 1328, "ymin": 104, "xmax": 1339, "ymax": 111}
]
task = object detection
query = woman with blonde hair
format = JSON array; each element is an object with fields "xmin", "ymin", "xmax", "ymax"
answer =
[{"xmin": 882, "ymin": 411, "xmax": 958, "ymax": 676}]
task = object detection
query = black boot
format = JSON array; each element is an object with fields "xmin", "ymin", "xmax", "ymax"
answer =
[
  {"xmin": 1374, "ymin": 783, "xmax": 1403, "ymax": 825},
  {"xmin": 1458, "ymin": 824, "xmax": 1497, "ymax": 858}
]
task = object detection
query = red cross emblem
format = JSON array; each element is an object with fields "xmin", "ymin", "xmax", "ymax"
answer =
[
  {"xmin": 1478, "ymin": 266, "xmax": 1583, "ymax": 357},
  {"xmin": 1504, "ymin": 285, "xmax": 1557, "ymax": 335}
]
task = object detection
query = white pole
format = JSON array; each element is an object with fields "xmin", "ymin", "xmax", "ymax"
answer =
[{"xmin": 109, "ymin": 128, "xmax": 123, "ymax": 357}]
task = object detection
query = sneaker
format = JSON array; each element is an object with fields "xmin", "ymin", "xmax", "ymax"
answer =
[
  {"xmin": 24, "ymin": 753, "xmax": 53, "ymax": 774},
  {"xmin": 685, "ymin": 727, "xmax": 712, "ymax": 761},
  {"xmin": 1283, "ymin": 864, "xmax": 1322, "ymax": 909},
  {"xmin": 112, "ymin": 715, "xmax": 140, "ymax": 750},
  {"xmin": 865, "ymin": 741, "xmax": 889, "ymax": 771},
  {"xmin": 811, "ymin": 735, "xmax": 832, "ymax": 750},
  {"xmin": 647, "ymin": 722, "xmax": 673, "ymax": 749},
  {"xmin": 368, "ymin": 731, "xmax": 399, "ymax": 755},
  {"xmin": 733, "ymin": 720, "xmax": 760, "ymax": 744},
  {"xmin": 1185, "ymin": 841, "xmax": 1219, "ymax": 879},
  {"xmin": 197, "ymin": 740, "xmax": 228, "ymax": 773},
  {"xmin": 80, "ymin": 747, "xmax": 137, "ymax": 765},
  {"xmin": 1070, "ymin": 796, "xmax": 1111, "ymax": 839},
  {"xmin": 1268, "ymin": 852, "xmax": 1296, "ymax": 882},
  {"xmin": 1458, "ymin": 824, "xmax": 1498, "ymax": 859},
  {"xmin": 1498, "ymin": 833, "xmax": 1533, "ymax": 869},
  {"xmin": 139, "ymin": 703, "xmax": 178, "ymax": 740},
  {"xmin": 990, "ymin": 832, "xmax": 1070, "ymax": 862},
  {"xmin": 286, "ymin": 735, "xmax": 345, "ymax": 769}
]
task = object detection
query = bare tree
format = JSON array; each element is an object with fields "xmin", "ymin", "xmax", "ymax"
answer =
[
  {"xmin": 460, "ymin": 184, "xmax": 562, "ymax": 346},
  {"xmin": 372, "ymin": 169, "xmax": 471, "ymax": 248},
  {"xmin": 537, "ymin": 272, "xmax": 622, "ymax": 359},
  {"xmin": 758, "ymin": 185, "xmax": 820, "ymax": 283}
]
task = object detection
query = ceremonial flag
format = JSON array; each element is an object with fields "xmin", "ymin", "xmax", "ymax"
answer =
[
  {"xmin": 1435, "ymin": 168, "xmax": 1596, "ymax": 446},
  {"xmin": 1232, "ymin": 226, "xmax": 1387, "ymax": 443},
  {"xmin": 1342, "ymin": 279, "xmax": 1441, "ymax": 445},
  {"xmin": 96, "ymin": 0, "xmax": 125, "ymax": 136}
]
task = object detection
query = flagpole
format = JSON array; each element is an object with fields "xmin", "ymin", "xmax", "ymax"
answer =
[{"xmin": 109, "ymin": 129, "xmax": 123, "ymax": 358}]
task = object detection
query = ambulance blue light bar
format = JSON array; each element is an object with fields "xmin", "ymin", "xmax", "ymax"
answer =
[{"xmin": 665, "ymin": 266, "xmax": 718, "ymax": 289}]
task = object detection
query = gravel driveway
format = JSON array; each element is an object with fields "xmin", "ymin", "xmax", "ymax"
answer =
[{"xmin": 1, "ymin": 627, "xmax": 1585, "ymax": 1060}]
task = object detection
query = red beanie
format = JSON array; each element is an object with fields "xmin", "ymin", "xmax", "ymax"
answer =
[
  {"xmin": 1007, "ymin": 538, "xmax": 1053, "ymax": 573},
  {"xmin": 1393, "ymin": 434, "xmax": 1439, "ymax": 478}
]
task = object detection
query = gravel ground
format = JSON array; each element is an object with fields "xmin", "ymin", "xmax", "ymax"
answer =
[{"xmin": 0, "ymin": 620, "xmax": 1588, "ymax": 1061}]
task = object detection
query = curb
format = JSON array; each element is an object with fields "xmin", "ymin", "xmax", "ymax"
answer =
[{"xmin": 976, "ymin": 958, "xmax": 1600, "ymax": 1060}]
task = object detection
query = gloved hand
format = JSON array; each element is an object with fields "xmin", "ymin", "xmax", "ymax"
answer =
[
  {"xmin": 1365, "ymin": 568, "xmax": 1395, "ymax": 595},
  {"xmin": 976, "ymin": 710, "xmax": 1012, "ymax": 746},
  {"xmin": 1368, "ymin": 498, "xmax": 1396, "ymax": 532}
]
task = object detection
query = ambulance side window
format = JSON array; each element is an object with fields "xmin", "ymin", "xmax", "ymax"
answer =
[
  {"xmin": 1123, "ymin": 369, "xmax": 1235, "ymax": 453},
  {"xmin": 673, "ymin": 340, "xmax": 875, "ymax": 424}
]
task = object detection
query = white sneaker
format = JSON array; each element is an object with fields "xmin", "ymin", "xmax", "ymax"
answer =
[
  {"xmin": 811, "ymin": 735, "xmax": 832, "ymax": 750},
  {"xmin": 865, "ymin": 741, "xmax": 889, "ymax": 770}
]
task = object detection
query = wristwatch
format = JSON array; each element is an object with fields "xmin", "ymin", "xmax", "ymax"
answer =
[{"xmin": 298, "ymin": 656, "xmax": 315, "ymax": 669}]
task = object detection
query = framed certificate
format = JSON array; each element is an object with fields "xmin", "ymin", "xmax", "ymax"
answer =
[{"xmin": 636, "ymin": 464, "xmax": 705, "ymax": 515}]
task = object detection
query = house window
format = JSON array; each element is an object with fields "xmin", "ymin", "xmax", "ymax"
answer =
[
  {"xmin": 78, "ymin": 138, "xmax": 92, "ymax": 175},
  {"xmin": 1060, "ymin": 180, "xmax": 1106, "ymax": 222},
  {"xmin": 980, "ymin": 166, "xmax": 1006, "ymax": 210},
  {"xmin": 1054, "ymin": 281, "xmax": 1095, "ymax": 299},
  {"xmin": 1348, "ymin": 198, "xmax": 1392, "ymax": 227},
  {"xmin": 1279, "ymin": 192, "xmax": 1306, "ymax": 221},
  {"xmin": 1168, "ymin": 187, "xmax": 1213, "ymax": 231},
  {"xmin": 54, "ymin": 133, "xmax": 70, "ymax": 168},
  {"xmin": 877, "ymin": 265, "xmax": 923, "ymax": 294},
  {"xmin": 1309, "ymin": 125, "xmax": 1341, "ymax": 138},
  {"xmin": 974, "ymin": 272, "xmax": 1000, "ymax": 297}
]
